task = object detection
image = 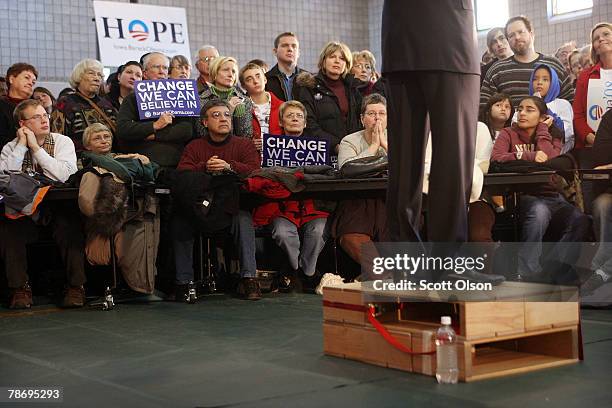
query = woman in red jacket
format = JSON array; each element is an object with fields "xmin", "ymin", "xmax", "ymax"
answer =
[
  {"xmin": 492, "ymin": 96, "xmax": 590, "ymax": 282},
  {"xmin": 251, "ymin": 100, "xmax": 329, "ymax": 292},
  {"xmin": 573, "ymin": 22, "xmax": 612, "ymax": 149}
]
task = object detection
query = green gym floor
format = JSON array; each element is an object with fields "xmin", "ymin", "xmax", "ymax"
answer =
[{"xmin": 1, "ymin": 294, "xmax": 611, "ymax": 408}]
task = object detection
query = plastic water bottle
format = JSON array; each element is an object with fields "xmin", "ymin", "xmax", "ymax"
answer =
[{"xmin": 436, "ymin": 316, "xmax": 458, "ymax": 384}]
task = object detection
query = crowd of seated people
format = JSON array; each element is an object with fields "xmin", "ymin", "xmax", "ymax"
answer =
[{"xmin": 2, "ymin": 17, "xmax": 612, "ymax": 309}]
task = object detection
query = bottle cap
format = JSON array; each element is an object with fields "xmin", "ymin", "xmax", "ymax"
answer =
[{"xmin": 441, "ymin": 316, "xmax": 451, "ymax": 325}]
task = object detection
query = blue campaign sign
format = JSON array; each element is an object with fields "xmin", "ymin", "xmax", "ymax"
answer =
[
  {"xmin": 134, "ymin": 79, "xmax": 200, "ymax": 120},
  {"xmin": 262, "ymin": 134, "xmax": 329, "ymax": 167}
]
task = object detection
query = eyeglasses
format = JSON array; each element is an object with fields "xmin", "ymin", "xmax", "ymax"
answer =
[
  {"xmin": 209, "ymin": 111, "xmax": 232, "ymax": 119},
  {"xmin": 354, "ymin": 63, "xmax": 372, "ymax": 71},
  {"xmin": 149, "ymin": 64, "xmax": 169, "ymax": 72},
  {"xmin": 284, "ymin": 112, "xmax": 305, "ymax": 120},
  {"xmin": 200, "ymin": 56, "xmax": 216, "ymax": 64},
  {"xmin": 23, "ymin": 113, "xmax": 50, "ymax": 122},
  {"xmin": 363, "ymin": 111, "xmax": 386, "ymax": 118}
]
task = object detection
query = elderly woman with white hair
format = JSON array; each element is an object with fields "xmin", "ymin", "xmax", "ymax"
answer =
[
  {"xmin": 79, "ymin": 122, "xmax": 160, "ymax": 295},
  {"xmin": 52, "ymin": 58, "xmax": 117, "ymax": 153}
]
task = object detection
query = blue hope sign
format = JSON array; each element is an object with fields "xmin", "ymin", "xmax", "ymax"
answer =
[
  {"xmin": 134, "ymin": 79, "xmax": 200, "ymax": 120},
  {"xmin": 262, "ymin": 134, "xmax": 329, "ymax": 167}
]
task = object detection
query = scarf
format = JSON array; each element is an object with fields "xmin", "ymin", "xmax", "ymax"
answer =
[
  {"xmin": 529, "ymin": 63, "xmax": 565, "ymax": 134},
  {"xmin": 22, "ymin": 133, "xmax": 55, "ymax": 173},
  {"xmin": 209, "ymin": 85, "xmax": 247, "ymax": 117}
]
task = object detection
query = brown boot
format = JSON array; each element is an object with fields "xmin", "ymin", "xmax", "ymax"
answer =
[
  {"xmin": 62, "ymin": 286, "xmax": 85, "ymax": 308},
  {"xmin": 9, "ymin": 284, "xmax": 33, "ymax": 309}
]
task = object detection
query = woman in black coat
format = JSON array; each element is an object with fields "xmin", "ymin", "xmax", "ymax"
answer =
[{"xmin": 295, "ymin": 41, "xmax": 363, "ymax": 154}]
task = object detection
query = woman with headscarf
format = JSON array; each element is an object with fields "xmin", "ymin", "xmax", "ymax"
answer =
[{"xmin": 529, "ymin": 63, "xmax": 574, "ymax": 153}]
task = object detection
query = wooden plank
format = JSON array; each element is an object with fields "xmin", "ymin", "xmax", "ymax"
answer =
[
  {"xmin": 468, "ymin": 349, "xmax": 579, "ymax": 381},
  {"xmin": 524, "ymin": 302, "xmax": 579, "ymax": 331},
  {"xmin": 323, "ymin": 322, "xmax": 413, "ymax": 371},
  {"xmin": 514, "ymin": 327, "xmax": 579, "ymax": 359},
  {"xmin": 411, "ymin": 329, "xmax": 436, "ymax": 376},
  {"xmin": 323, "ymin": 286, "xmax": 367, "ymax": 325},
  {"xmin": 462, "ymin": 302, "xmax": 525, "ymax": 339}
]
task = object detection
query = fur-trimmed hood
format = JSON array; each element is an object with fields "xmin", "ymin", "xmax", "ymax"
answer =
[{"xmin": 79, "ymin": 173, "xmax": 128, "ymax": 239}]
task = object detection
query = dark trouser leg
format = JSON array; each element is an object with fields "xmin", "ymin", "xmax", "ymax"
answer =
[
  {"xmin": 385, "ymin": 72, "xmax": 429, "ymax": 242},
  {"xmin": 52, "ymin": 206, "xmax": 86, "ymax": 287},
  {"xmin": 236, "ymin": 210, "xmax": 256, "ymax": 278},
  {"xmin": 385, "ymin": 71, "xmax": 478, "ymax": 243},
  {"xmin": 546, "ymin": 197, "xmax": 591, "ymax": 282},
  {"xmin": 0, "ymin": 218, "xmax": 37, "ymax": 288},
  {"xmin": 172, "ymin": 211, "xmax": 197, "ymax": 285},
  {"xmin": 424, "ymin": 72, "xmax": 478, "ymax": 243}
]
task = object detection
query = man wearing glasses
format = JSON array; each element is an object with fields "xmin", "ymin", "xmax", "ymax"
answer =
[
  {"xmin": 117, "ymin": 51, "xmax": 194, "ymax": 169},
  {"xmin": 172, "ymin": 99, "xmax": 262, "ymax": 301},
  {"xmin": 195, "ymin": 45, "xmax": 220, "ymax": 94},
  {"xmin": 480, "ymin": 15, "xmax": 574, "ymax": 109},
  {"xmin": 0, "ymin": 99, "xmax": 84, "ymax": 309}
]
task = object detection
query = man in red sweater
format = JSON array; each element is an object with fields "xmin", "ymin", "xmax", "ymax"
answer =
[{"xmin": 173, "ymin": 99, "xmax": 262, "ymax": 300}]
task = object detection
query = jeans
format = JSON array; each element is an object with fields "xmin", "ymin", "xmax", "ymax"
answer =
[
  {"xmin": 270, "ymin": 217, "xmax": 328, "ymax": 277},
  {"xmin": 172, "ymin": 210, "xmax": 257, "ymax": 284},
  {"xmin": 592, "ymin": 193, "xmax": 612, "ymax": 276},
  {"xmin": 518, "ymin": 194, "xmax": 590, "ymax": 278}
]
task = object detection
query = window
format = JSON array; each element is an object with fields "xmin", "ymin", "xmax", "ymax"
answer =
[
  {"xmin": 550, "ymin": 0, "xmax": 593, "ymax": 16},
  {"xmin": 475, "ymin": 0, "xmax": 509, "ymax": 32}
]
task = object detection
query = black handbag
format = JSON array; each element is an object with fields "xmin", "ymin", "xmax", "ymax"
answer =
[{"xmin": 340, "ymin": 155, "xmax": 388, "ymax": 178}]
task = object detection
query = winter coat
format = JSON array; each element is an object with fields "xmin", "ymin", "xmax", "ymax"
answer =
[
  {"xmin": 116, "ymin": 93, "xmax": 193, "ymax": 168},
  {"xmin": 573, "ymin": 63, "xmax": 602, "ymax": 149},
  {"xmin": 265, "ymin": 64, "xmax": 307, "ymax": 102},
  {"xmin": 295, "ymin": 71, "xmax": 363, "ymax": 152},
  {"xmin": 244, "ymin": 175, "xmax": 328, "ymax": 227}
]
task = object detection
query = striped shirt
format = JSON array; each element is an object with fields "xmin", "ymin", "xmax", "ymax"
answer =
[{"xmin": 480, "ymin": 54, "xmax": 574, "ymax": 110}]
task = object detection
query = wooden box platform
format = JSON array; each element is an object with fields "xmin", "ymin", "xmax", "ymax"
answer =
[{"xmin": 322, "ymin": 282, "xmax": 580, "ymax": 382}]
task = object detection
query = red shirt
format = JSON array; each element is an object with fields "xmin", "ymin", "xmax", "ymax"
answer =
[{"xmin": 177, "ymin": 134, "xmax": 261, "ymax": 175}]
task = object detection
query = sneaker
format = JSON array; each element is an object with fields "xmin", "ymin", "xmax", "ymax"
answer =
[
  {"xmin": 580, "ymin": 271, "xmax": 610, "ymax": 296},
  {"xmin": 9, "ymin": 284, "xmax": 33, "ymax": 309},
  {"xmin": 315, "ymin": 273, "xmax": 344, "ymax": 295},
  {"xmin": 237, "ymin": 278, "xmax": 262, "ymax": 301},
  {"xmin": 278, "ymin": 270, "xmax": 303, "ymax": 293},
  {"xmin": 62, "ymin": 286, "xmax": 85, "ymax": 308}
]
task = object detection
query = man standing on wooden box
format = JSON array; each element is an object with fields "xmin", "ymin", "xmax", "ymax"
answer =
[{"xmin": 382, "ymin": 0, "xmax": 480, "ymax": 243}]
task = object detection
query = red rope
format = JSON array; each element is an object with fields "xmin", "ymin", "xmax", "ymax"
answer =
[{"xmin": 323, "ymin": 300, "xmax": 436, "ymax": 355}]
